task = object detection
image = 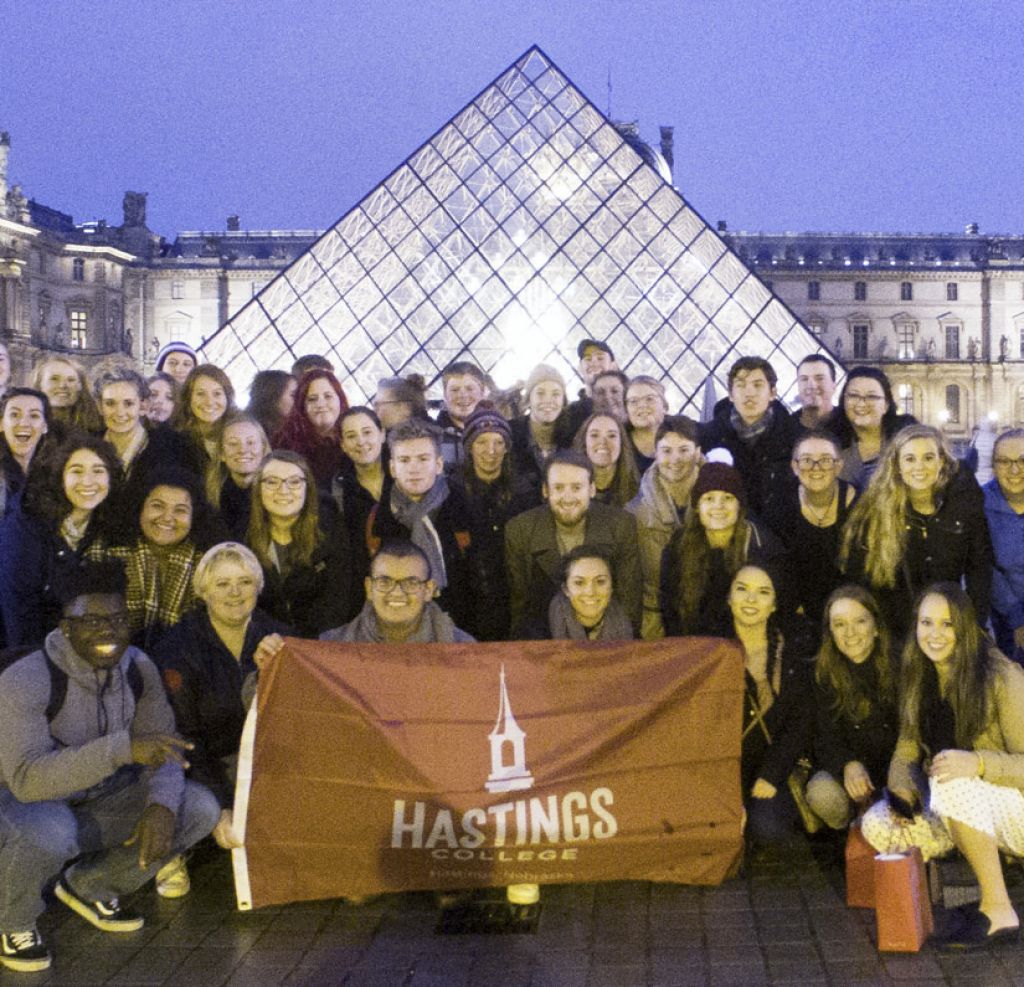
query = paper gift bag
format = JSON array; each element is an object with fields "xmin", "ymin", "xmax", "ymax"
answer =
[
  {"xmin": 845, "ymin": 821, "xmax": 876, "ymax": 908},
  {"xmin": 874, "ymin": 849, "xmax": 934, "ymax": 952}
]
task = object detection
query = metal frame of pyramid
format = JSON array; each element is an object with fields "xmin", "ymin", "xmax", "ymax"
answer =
[{"xmin": 199, "ymin": 46, "xmax": 839, "ymax": 414}]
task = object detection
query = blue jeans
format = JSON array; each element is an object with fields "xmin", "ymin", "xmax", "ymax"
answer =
[{"xmin": 0, "ymin": 765, "xmax": 219, "ymax": 933}]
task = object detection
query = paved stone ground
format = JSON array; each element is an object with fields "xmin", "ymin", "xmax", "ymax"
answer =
[{"xmin": 10, "ymin": 836, "xmax": 1024, "ymax": 987}]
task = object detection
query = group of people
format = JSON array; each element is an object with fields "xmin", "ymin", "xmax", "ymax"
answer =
[{"xmin": 0, "ymin": 334, "xmax": 1022, "ymax": 970}]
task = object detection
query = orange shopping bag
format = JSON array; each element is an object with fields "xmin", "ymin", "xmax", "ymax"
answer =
[
  {"xmin": 845, "ymin": 820, "xmax": 876, "ymax": 908},
  {"xmin": 874, "ymin": 849, "xmax": 934, "ymax": 952}
]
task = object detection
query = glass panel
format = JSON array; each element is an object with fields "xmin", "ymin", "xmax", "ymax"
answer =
[{"xmin": 202, "ymin": 46, "xmax": 821, "ymax": 417}]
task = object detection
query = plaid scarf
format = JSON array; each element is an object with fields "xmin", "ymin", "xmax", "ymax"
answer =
[{"xmin": 101, "ymin": 539, "xmax": 202, "ymax": 641}]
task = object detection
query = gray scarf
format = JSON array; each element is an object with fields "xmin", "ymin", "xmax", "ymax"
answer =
[
  {"xmin": 390, "ymin": 475, "xmax": 449, "ymax": 590},
  {"xmin": 730, "ymin": 402, "xmax": 775, "ymax": 444},
  {"xmin": 547, "ymin": 591, "xmax": 634, "ymax": 641},
  {"xmin": 326, "ymin": 598, "xmax": 464, "ymax": 644}
]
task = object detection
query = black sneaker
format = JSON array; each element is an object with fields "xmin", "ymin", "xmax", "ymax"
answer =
[
  {"xmin": 0, "ymin": 928, "xmax": 52, "ymax": 972},
  {"xmin": 55, "ymin": 877, "xmax": 144, "ymax": 932}
]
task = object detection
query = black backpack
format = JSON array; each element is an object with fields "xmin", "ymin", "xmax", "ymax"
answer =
[{"xmin": 0, "ymin": 645, "xmax": 144, "ymax": 723}]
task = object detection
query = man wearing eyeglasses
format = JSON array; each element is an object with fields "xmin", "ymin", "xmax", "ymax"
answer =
[
  {"xmin": 0, "ymin": 563, "xmax": 218, "ymax": 972},
  {"xmin": 983, "ymin": 428, "xmax": 1024, "ymax": 663},
  {"xmin": 317, "ymin": 541, "xmax": 475, "ymax": 645}
]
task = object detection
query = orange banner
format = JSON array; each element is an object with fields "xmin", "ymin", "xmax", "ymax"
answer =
[{"xmin": 232, "ymin": 637, "xmax": 745, "ymax": 910}]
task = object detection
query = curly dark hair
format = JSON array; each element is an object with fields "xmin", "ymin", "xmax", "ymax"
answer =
[
  {"xmin": 119, "ymin": 466, "xmax": 225, "ymax": 552},
  {"xmin": 23, "ymin": 432, "xmax": 123, "ymax": 534}
]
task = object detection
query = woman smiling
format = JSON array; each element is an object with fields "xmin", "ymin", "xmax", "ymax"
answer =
[
  {"xmin": 841, "ymin": 424, "xmax": 993, "ymax": 642},
  {"xmin": 0, "ymin": 435, "xmax": 120, "ymax": 647},
  {"xmin": 245, "ymin": 451, "xmax": 357, "ymax": 636},
  {"xmin": 98, "ymin": 468, "xmax": 225, "ymax": 650},
  {"xmin": 573, "ymin": 412, "xmax": 639, "ymax": 508},
  {"xmin": 861, "ymin": 585, "xmax": 1024, "ymax": 949}
]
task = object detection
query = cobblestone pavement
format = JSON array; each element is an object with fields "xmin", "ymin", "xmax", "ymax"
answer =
[{"xmin": 9, "ymin": 837, "xmax": 1024, "ymax": 986}]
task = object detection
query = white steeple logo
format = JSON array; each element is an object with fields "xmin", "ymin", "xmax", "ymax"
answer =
[{"xmin": 485, "ymin": 665, "xmax": 535, "ymax": 793}]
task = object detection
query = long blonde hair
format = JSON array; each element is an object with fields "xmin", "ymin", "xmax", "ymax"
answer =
[{"xmin": 840, "ymin": 424, "xmax": 956, "ymax": 587}]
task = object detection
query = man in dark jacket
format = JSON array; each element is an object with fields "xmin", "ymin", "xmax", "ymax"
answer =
[
  {"xmin": 699, "ymin": 357, "xmax": 799, "ymax": 518},
  {"xmin": 504, "ymin": 450, "xmax": 641, "ymax": 636},
  {"xmin": 561, "ymin": 339, "xmax": 618, "ymax": 443},
  {"xmin": 370, "ymin": 419, "xmax": 476, "ymax": 635},
  {"xmin": 0, "ymin": 564, "xmax": 218, "ymax": 972}
]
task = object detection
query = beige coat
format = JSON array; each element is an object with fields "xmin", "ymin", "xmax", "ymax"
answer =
[{"xmin": 889, "ymin": 653, "xmax": 1024, "ymax": 793}]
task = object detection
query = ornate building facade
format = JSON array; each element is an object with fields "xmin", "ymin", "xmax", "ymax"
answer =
[{"xmin": 723, "ymin": 227, "xmax": 1024, "ymax": 437}]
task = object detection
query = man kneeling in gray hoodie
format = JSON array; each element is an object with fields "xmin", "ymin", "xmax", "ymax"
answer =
[{"xmin": 0, "ymin": 562, "xmax": 219, "ymax": 973}]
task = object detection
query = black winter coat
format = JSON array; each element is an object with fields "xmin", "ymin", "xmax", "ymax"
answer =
[
  {"xmin": 369, "ymin": 482, "xmax": 477, "ymax": 635},
  {"xmin": 811, "ymin": 658, "xmax": 899, "ymax": 787},
  {"xmin": 659, "ymin": 518, "xmax": 786, "ymax": 638},
  {"xmin": 254, "ymin": 499, "xmax": 359, "ymax": 638},
  {"xmin": 843, "ymin": 466, "xmax": 993, "ymax": 639},
  {"xmin": 699, "ymin": 398, "xmax": 800, "ymax": 517},
  {"xmin": 153, "ymin": 608, "xmax": 292, "ymax": 808},
  {"xmin": 0, "ymin": 504, "xmax": 100, "ymax": 649},
  {"xmin": 741, "ymin": 624, "xmax": 815, "ymax": 793}
]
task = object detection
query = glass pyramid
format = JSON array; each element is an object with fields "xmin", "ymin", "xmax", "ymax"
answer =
[{"xmin": 199, "ymin": 46, "xmax": 832, "ymax": 415}]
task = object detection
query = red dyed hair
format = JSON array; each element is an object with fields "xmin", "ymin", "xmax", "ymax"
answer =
[{"xmin": 270, "ymin": 369, "xmax": 349, "ymax": 484}]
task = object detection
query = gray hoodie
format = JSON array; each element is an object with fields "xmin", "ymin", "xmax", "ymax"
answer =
[{"xmin": 0, "ymin": 629, "xmax": 183, "ymax": 811}]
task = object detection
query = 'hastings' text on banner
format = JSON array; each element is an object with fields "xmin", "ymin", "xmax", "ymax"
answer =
[{"xmin": 232, "ymin": 637, "xmax": 745, "ymax": 910}]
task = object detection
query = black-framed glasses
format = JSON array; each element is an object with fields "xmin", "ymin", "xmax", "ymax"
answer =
[
  {"xmin": 845, "ymin": 392, "xmax": 884, "ymax": 405},
  {"xmin": 260, "ymin": 476, "xmax": 307, "ymax": 491},
  {"xmin": 994, "ymin": 456, "xmax": 1024, "ymax": 472},
  {"xmin": 370, "ymin": 576, "xmax": 428, "ymax": 594},
  {"xmin": 64, "ymin": 614, "xmax": 130, "ymax": 631},
  {"xmin": 794, "ymin": 455, "xmax": 837, "ymax": 472}
]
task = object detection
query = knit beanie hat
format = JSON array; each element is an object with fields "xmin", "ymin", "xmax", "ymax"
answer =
[
  {"xmin": 524, "ymin": 364, "xmax": 566, "ymax": 401},
  {"xmin": 690, "ymin": 462, "xmax": 746, "ymax": 510},
  {"xmin": 155, "ymin": 341, "xmax": 198, "ymax": 372},
  {"xmin": 462, "ymin": 401, "xmax": 512, "ymax": 450}
]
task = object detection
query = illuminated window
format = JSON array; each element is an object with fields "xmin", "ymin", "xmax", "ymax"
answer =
[
  {"xmin": 853, "ymin": 324, "xmax": 869, "ymax": 359},
  {"xmin": 806, "ymin": 319, "xmax": 824, "ymax": 337},
  {"xmin": 70, "ymin": 309, "xmax": 87, "ymax": 349},
  {"xmin": 944, "ymin": 324, "xmax": 960, "ymax": 360},
  {"xmin": 946, "ymin": 282, "xmax": 958, "ymax": 302},
  {"xmin": 854, "ymin": 281, "xmax": 867, "ymax": 301},
  {"xmin": 72, "ymin": 258, "xmax": 84, "ymax": 282},
  {"xmin": 900, "ymin": 281, "xmax": 913, "ymax": 301},
  {"xmin": 897, "ymin": 322, "xmax": 916, "ymax": 360},
  {"xmin": 171, "ymin": 281, "xmax": 185, "ymax": 300},
  {"xmin": 945, "ymin": 385, "xmax": 960, "ymax": 423},
  {"xmin": 807, "ymin": 281, "xmax": 820, "ymax": 301},
  {"xmin": 898, "ymin": 383, "xmax": 915, "ymax": 416}
]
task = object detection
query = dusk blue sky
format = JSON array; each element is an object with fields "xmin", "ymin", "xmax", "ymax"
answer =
[{"xmin": 4, "ymin": 1, "xmax": 1021, "ymax": 241}]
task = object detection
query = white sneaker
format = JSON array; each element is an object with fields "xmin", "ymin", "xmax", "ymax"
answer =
[
  {"xmin": 506, "ymin": 883, "xmax": 540, "ymax": 905},
  {"xmin": 155, "ymin": 856, "xmax": 191, "ymax": 898}
]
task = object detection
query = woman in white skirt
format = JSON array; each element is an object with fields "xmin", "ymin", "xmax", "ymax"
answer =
[{"xmin": 862, "ymin": 582, "xmax": 1024, "ymax": 949}]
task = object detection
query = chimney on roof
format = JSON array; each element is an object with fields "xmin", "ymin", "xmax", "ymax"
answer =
[
  {"xmin": 0, "ymin": 131, "xmax": 10, "ymax": 201},
  {"xmin": 717, "ymin": 220, "xmax": 728, "ymax": 232},
  {"xmin": 659, "ymin": 126, "xmax": 674, "ymax": 172},
  {"xmin": 227, "ymin": 215, "xmax": 240, "ymax": 232},
  {"xmin": 966, "ymin": 222, "xmax": 979, "ymax": 235}
]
